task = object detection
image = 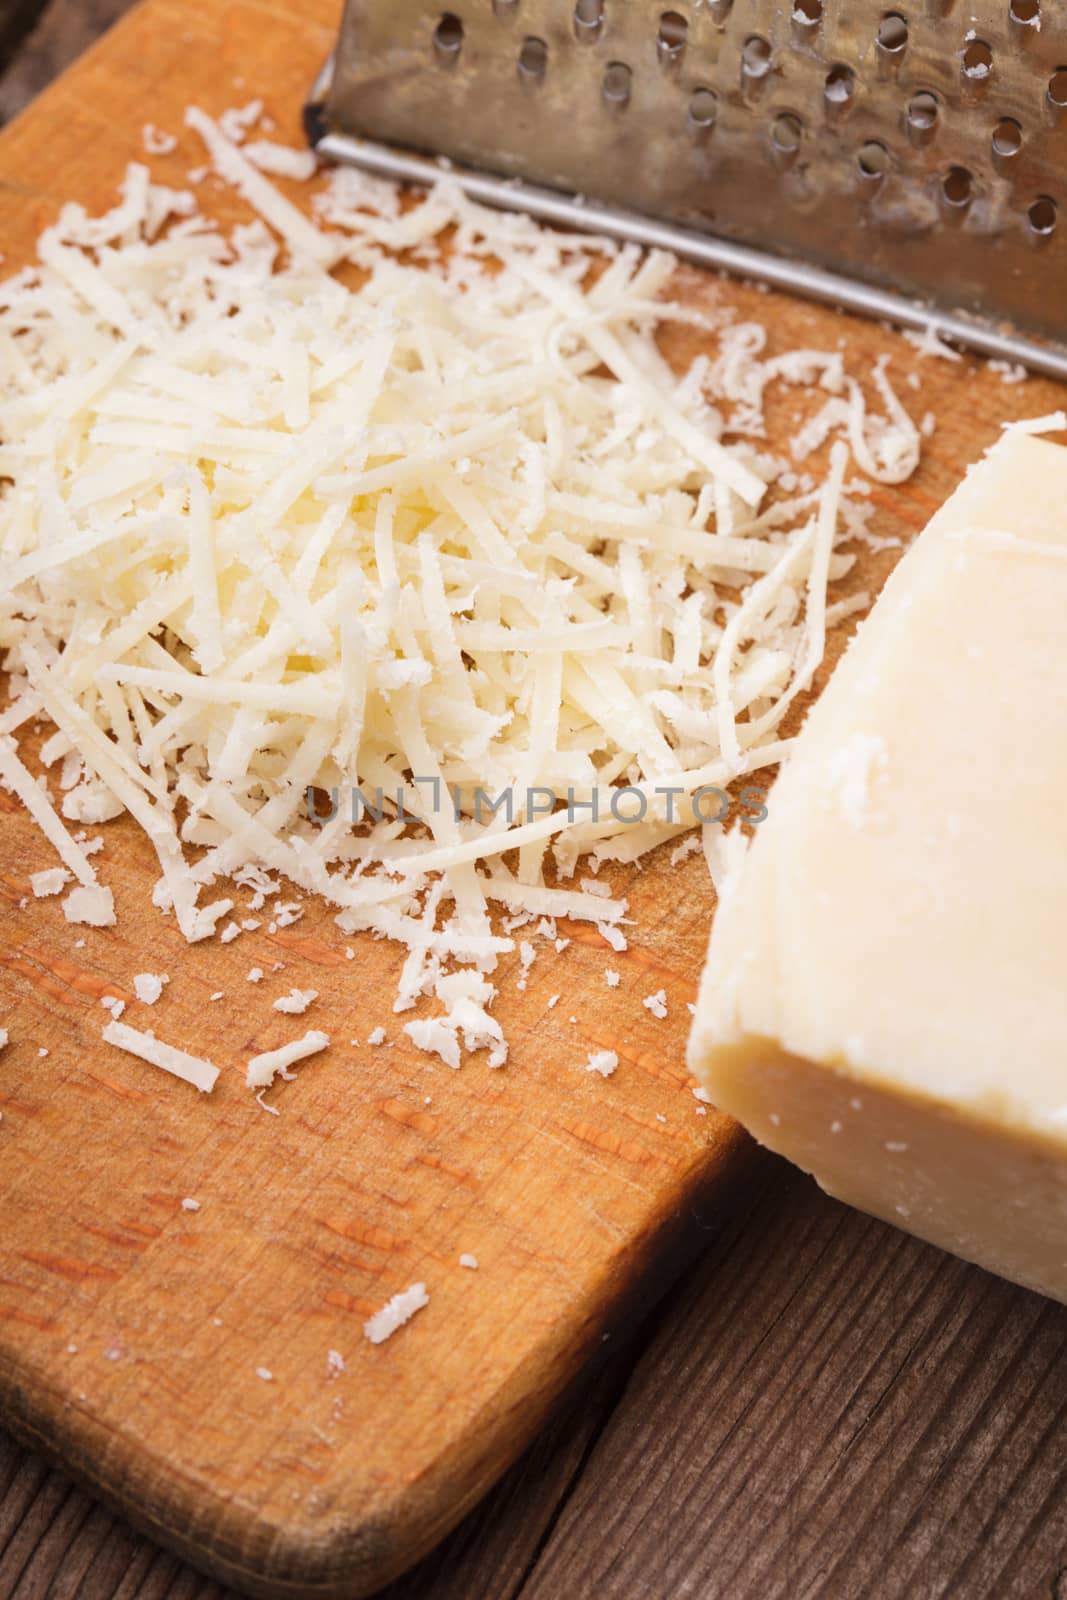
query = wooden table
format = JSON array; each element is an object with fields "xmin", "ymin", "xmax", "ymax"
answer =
[{"xmin": 4, "ymin": 8, "xmax": 1067, "ymax": 1600}]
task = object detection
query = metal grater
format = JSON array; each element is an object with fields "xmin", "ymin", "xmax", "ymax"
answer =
[{"xmin": 306, "ymin": 1, "xmax": 1067, "ymax": 379}]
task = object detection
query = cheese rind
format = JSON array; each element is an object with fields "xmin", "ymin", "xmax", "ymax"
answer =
[{"xmin": 688, "ymin": 431, "xmax": 1067, "ymax": 1303}]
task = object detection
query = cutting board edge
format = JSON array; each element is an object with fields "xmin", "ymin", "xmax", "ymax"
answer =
[{"xmin": 0, "ymin": 1121, "xmax": 755, "ymax": 1598}]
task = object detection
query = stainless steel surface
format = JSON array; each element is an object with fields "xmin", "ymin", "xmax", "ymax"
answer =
[{"xmin": 309, "ymin": 1, "xmax": 1067, "ymax": 373}]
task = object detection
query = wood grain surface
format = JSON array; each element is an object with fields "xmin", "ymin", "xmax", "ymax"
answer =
[
  {"xmin": 3, "ymin": 3, "xmax": 1067, "ymax": 1599},
  {"xmin": 10, "ymin": 1153, "xmax": 1067, "ymax": 1599}
]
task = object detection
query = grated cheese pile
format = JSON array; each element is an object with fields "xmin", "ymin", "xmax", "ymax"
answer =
[{"xmin": 0, "ymin": 114, "xmax": 921, "ymax": 1070}]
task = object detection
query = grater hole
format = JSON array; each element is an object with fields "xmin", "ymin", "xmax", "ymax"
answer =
[
  {"xmin": 1010, "ymin": 0, "xmax": 1040, "ymax": 22},
  {"xmin": 574, "ymin": 0, "xmax": 603, "ymax": 43},
  {"xmin": 876, "ymin": 14, "xmax": 908, "ymax": 54},
  {"xmin": 493, "ymin": 0, "xmax": 519, "ymax": 14},
  {"xmin": 1028, "ymin": 195, "xmax": 1057, "ymax": 235},
  {"xmin": 1048, "ymin": 69, "xmax": 1067, "ymax": 108},
  {"xmin": 742, "ymin": 35, "xmax": 772, "ymax": 78},
  {"xmin": 518, "ymin": 35, "xmax": 548, "ymax": 81},
  {"xmin": 907, "ymin": 91, "xmax": 939, "ymax": 130},
  {"xmin": 687, "ymin": 86, "xmax": 719, "ymax": 132},
  {"xmin": 992, "ymin": 116, "xmax": 1022, "ymax": 157},
  {"xmin": 857, "ymin": 140, "xmax": 889, "ymax": 180},
  {"xmin": 792, "ymin": 0, "xmax": 822, "ymax": 28},
  {"xmin": 962, "ymin": 39, "xmax": 993, "ymax": 81},
  {"xmin": 602, "ymin": 61, "xmax": 632, "ymax": 108},
  {"xmin": 772, "ymin": 113, "xmax": 803, "ymax": 155},
  {"xmin": 942, "ymin": 165, "xmax": 973, "ymax": 206},
  {"xmin": 658, "ymin": 12, "xmax": 688, "ymax": 63},
  {"xmin": 433, "ymin": 13, "xmax": 464, "ymax": 65},
  {"xmin": 825, "ymin": 63, "xmax": 855, "ymax": 107}
]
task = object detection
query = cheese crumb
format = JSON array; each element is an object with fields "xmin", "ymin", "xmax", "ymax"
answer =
[
  {"xmin": 586, "ymin": 1050, "xmax": 618, "ymax": 1077},
  {"xmin": 102, "ymin": 1019, "xmax": 219, "ymax": 1092},
  {"xmin": 403, "ymin": 1018, "xmax": 461, "ymax": 1070},
  {"xmin": 63, "ymin": 886, "xmax": 116, "ymax": 927},
  {"xmin": 246, "ymin": 1029, "xmax": 329, "ymax": 1089},
  {"xmin": 988, "ymin": 359, "xmax": 1027, "ymax": 385},
  {"xmin": 903, "ymin": 325, "xmax": 962, "ymax": 363},
  {"xmin": 605, "ymin": 969, "xmax": 620, "ymax": 988},
  {"xmin": 31, "ymin": 867, "xmax": 70, "ymax": 898},
  {"xmin": 243, "ymin": 140, "xmax": 317, "ymax": 182},
  {"xmin": 181, "ymin": 1197, "xmax": 200, "ymax": 1212},
  {"xmin": 517, "ymin": 940, "xmax": 537, "ymax": 991},
  {"xmin": 247, "ymin": 968, "xmax": 264, "ymax": 983},
  {"xmin": 363, "ymin": 1282, "xmax": 430, "ymax": 1345},
  {"xmin": 459, "ymin": 1254, "xmax": 479, "ymax": 1270},
  {"xmin": 1002, "ymin": 410, "xmax": 1067, "ymax": 436},
  {"xmin": 272, "ymin": 988, "xmax": 318, "ymax": 1015},
  {"xmin": 219, "ymin": 99, "xmax": 264, "ymax": 143},
  {"xmin": 142, "ymin": 124, "xmax": 177, "ymax": 156},
  {"xmin": 580, "ymin": 878, "xmax": 612, "ymax": 899},
  {"xmin": 670, "ymin": 833, "xmax": 703, "ymax": 867},
  {"xmin": 643, "ymin": 989, "xmax": 668, "ymax": 1019},
  {"xmin": 133, "ymin": 973, "xmax": 168, "ymax": 1005}
]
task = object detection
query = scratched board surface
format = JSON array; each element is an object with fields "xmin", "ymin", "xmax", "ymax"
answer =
[{"xmin": 1, "ymin": 2, "xmax": 1064, "ymax": 1597}]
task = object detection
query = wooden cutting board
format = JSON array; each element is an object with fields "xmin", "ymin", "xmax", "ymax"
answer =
[{"xmin": 1, "ymin": 3, "xmax": 1063, "ymax": 1595}]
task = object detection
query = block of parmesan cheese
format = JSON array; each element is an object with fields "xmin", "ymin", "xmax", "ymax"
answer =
[{"xmin": 687, "ymin": 429, "xmax": 1067, "ymax": 1302}]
